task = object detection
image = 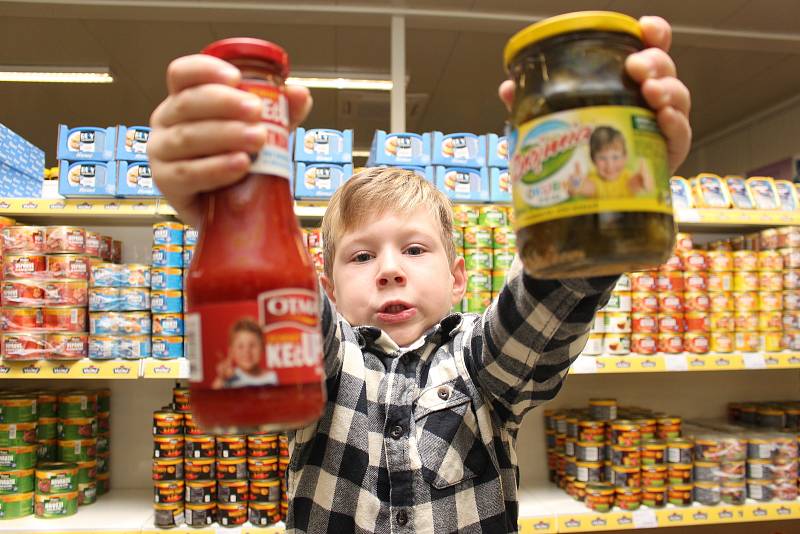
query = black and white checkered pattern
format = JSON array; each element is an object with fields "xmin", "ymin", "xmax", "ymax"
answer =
[{"xmin": 286, "ymin": 265, "xmax": 615, "ymax": 533}]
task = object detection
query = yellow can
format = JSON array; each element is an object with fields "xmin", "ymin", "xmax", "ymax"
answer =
[
  {"xmin": 733, "ymin": 272, "xmax": 759, "ymax": 292},
  {"xmin": 733, "ymin": 292, "xmax": 758, "ymax": 311},
  {"xmin": 757, "ymin": 251, "xmax": 783, "ymax": 272},
  {"xmin": 733, "ymin": 251, "xmax": 758, "ymax": 272},
  {"xmin": 707, "ymin": 251, "xmax": 733, "ymax": 272},
  {"xmin": 709, "ymin": 312, "xmax": 734, "ymax": 332},
  {"xmin": 758, "ymin": 291, "xmax": 782, "ymax": 311},
  {"xmin": 758, "ymin": 271, "xmax": 783, "ymax": 292},
  {"xmin": 710, "ymin": 332, "xmax": 734, "ymax": 353},
  {"xmin": 734, "ymin": 312, "xmax": 759, "ymax": 332},
  {"xmin": 463, "ymin": 226, "xmax": 492, "ymax": 249},
  {"xmin": 708, "ymin": 272, "xmax": 733, "ymax": 292},
  {"xmin": 735, "ymin": 332, "xmax": 760, "ymax": 353},
  {"xmin": 452, "ymin": 205, "xmax": 480, "ymax": 227},
  {"xmin": 760, "ymin": 332, "xmax": 782, "ymax": 353},
  {"xmin": 758, "ymin": 312, "xmax": 782, "ymax": 332},
  {"xmin": 709, "ymin": 292, "xmax": 734, "ymax": 312}
]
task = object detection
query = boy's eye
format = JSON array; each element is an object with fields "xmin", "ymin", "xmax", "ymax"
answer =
[
  {"xmin": 405, "ymin": 245, "xmax": 424, "ymax": 256},
  {"xmin": 353, "ymin": 252, "xmax": 373, "ymax": 263}
]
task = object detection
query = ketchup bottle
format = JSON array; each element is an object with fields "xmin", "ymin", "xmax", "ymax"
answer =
[{"xmin": 185, "ymin": 38, "xmax": 325, "ymax": 434}]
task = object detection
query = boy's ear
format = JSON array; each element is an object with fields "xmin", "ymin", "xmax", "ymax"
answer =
[
  {"xmin": 450, "ymin": 256, "xmax": 466, "ymax": 305},
  {"xmin": 320, "ymin": 273, "xmax": 336, "ymax": 305}
]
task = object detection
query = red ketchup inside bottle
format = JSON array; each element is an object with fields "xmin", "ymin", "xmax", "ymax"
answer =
[{"xmin": 185, "ymin": 38, "xmax": 325, "ymax": 433}]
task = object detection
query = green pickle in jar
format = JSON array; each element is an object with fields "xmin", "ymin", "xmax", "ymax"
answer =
[{"xmin": 504, "ymin": 12, "xmax": 674, "ymax": 278}]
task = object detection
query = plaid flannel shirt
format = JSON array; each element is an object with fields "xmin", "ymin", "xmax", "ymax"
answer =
[{"xmin": 286, "ymin": 262, "xmax": 615, "ymax": 533}]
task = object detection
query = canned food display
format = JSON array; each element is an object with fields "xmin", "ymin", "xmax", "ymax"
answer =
[
  {"xmin": 47, "ymin": 255, "xmax": 90, "ymax": 280},
  {"xmin": 4, "ymin": 254, "xmax": 48, "ymax": 279},
  {"xmin": 2, "ymin": 226, "xmax": 44, "ymax": 253},
  {"xmin": 43, "ymin": 307, "xmax": 87, "ymax": 331},
  {"xmin": 45, "ymin": 227, "xmax": 85, "ymax": 254}
]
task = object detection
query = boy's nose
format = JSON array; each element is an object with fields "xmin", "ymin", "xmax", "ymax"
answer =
[{"xmin": 378, "ymin": 273, "xmax": 406, "ymax": 287}]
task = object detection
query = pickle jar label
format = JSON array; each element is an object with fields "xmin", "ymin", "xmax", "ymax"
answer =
[
  {"xmin": 508, "ymin": 105, "xmax": 670, "ymax": 227},
  {"xmin": 186, "ymin": 289, "xmax": 323, "ymax": 389}
]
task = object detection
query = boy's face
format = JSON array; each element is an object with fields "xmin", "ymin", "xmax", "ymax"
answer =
[
  {"xmin": 594, "ymin": 142, "xmax": 627, "ymax": 181},
  {"xmin": 229, "ymin": 330, "xmax": 262, "ymax": 372},
  {"xmin": 321, "ymin": 207, "xmax": 466, "ymax": 347}
]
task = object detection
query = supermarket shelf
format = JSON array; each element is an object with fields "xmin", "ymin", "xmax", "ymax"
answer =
[
  {"xmin": 674, "ymin": 208, "xmax": 800, "ymax": 231},
  {"xmin": 0, "ymin": 358, "xmax": 140, "ymax": 379},
  {"xmin": 0, "ymin": 198, "xmax": 175, "ymax": 226},
  {"xmin": 569, "ymin": 352, "xmax": 800, "ymax": 374},
  {"xmin": 141, "ymin": 358, "xmax": 190, "ymax": 379},
  {"xmin": 518, "ymin": 486, "xmax": 800, "ymax": 532}
]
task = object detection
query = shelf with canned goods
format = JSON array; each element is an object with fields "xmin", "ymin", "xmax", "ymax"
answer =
[
  {"xmin": 674, "ymin": 208, "xmax": 800, "ymax": 231},
  {"xmin": 0, "ymin": 358, "xmax": 182, "ymax": 379},
  {"xmin": 0, "ymin": 198, "xmax": 175, "ymax": 225},
  {"xmin": 518, "ymin": 486, "xmax": 800, "ymax": 532},
  {"xmin": 569, "ymin": 352, "xmax": 800, "ymax": 374}
]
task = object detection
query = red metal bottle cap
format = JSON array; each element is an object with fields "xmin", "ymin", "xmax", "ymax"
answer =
[{"xmin": 202, "ymin": 38, "xmax": 289, "ymax": 78}]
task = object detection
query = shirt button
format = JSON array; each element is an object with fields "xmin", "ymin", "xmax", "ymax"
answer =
[
  {"xmin": 396, "ymin": 510, "xmax": 408, "ymax": 526},
  {"xmin": 389, "ymin": 425, "xmax": 403, "ymax": 440},
  {"xmin": 437, "ymin": 387, "xmax": 450, "ymax": 400}
]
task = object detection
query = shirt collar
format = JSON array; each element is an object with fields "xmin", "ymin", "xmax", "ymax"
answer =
[{"xmin": 354, "ymin": 313, "xmax": 463, "ymax": 355}]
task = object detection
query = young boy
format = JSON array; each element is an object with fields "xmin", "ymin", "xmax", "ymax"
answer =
[
  {"xmin": 150, "ymin": 16, "xmax": 690, "ymax": 533},
  {"xmin": 212, "ymin": 318, "xmax": 273, "ymax": 389},
  {"xmin": 569, "ymin": 126, "xmax": 655, "ymax": 199}
]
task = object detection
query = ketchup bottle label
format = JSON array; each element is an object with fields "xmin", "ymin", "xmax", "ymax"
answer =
[
  {"xmin": 185, "ymin": 288, "xmax": 323, "ymax": 389},
  {"xmin": 241, "ymin": 81, "xmax": 291, "ymax": 181}
]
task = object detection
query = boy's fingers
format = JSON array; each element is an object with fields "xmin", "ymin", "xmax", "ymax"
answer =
[
  {"xmin": 498, "ymin": 79, "xmax": 515, "ymax": 112},
  {"xmin": 641, "ymin": 77, "xmax": 691, "ymax": 116},
  {"xmin": 148, "ymin": 120, "xmax": 267, "ymax": 162},
  {"xmin": 152, "ymin": 151, "xmax": 251, "ymax": 199},
  {"xmin": 639, "ymin": 16, "xmax": 672, "ymax": 52},
  {"xmin": 626, "ymin": 48, "xmax": 677, "ymax": 83},
  {"xmin": 656, "ymin": 106, "xmax": 692, "ymax": 173},
  {"xmin": 152, "ymin": 84, "xmax": 263, "ymax": 128},
  {"xmin": 287, "ymin": 85, "xmax": 313, "ymax": 130},
  {"xmin": 166, "ymin": 54, "xmax": 241, "ymax": 95}
]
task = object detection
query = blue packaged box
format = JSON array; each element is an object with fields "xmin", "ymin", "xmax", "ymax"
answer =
[
  {"xmin": 57, "ymin": 125, "xmax": 116, "ymax": 161},
  {"xmin": 294, "ymin": 128, "xmax": 353, "ymax": 164},
  {"xmin": 151, "ymin": 291, "xmax": 183, "ymax": 314},
  {"xmin": 368, "ymin": 131, "xmax": 432, "ymax": 166},
  {"xmin": 115, "ymin": 125, "xmax": 150, "ymax": 161},
  {"xmin": 151, "ymin": 268, "xmax": 183, "ymax": 291},
  {"xmin": 152, "ymin": 245, "xmax": 183, "ymax": 268},
  {"xmin": 0, "ymin": 164, "xmax": 42, "ymax": 197},
  {"xmin": 153, "ymin": 314, "xmax": 184, "ymax": 336},
  {"xmin": 183, "ymin": 246, "xmax": 195, "ymax": 268},
  {"xmin": 0, "ymin": 123, "xmax": 45, "ymax": 179},
  {"xmin": 381, "ymin": 165, "xmax": 434, "ymax": 182},
  {"xmin": 294, "ymin": 162, "xmax": 353, "ymax": 200},
  {"xmin": 116, "ymin": 161, "xmax": 160, "ymax": 197},
  {"xmin": 153, "ymin": 222, "xmax": 184, "ymax": 246},
  {"xmin": 486, "ymin": 134, "xmax": 509, "ymax": 169},
  {"xmin": 184, "ymin": 226, "xmax": 198, "ymax": 246},
  {"xmin": 58, "ymin": 160, "xmax": 116, "ymax": 197},
  {"xmin": 431, "ymin": 132, "xmax": 486, "ymax": 169},
  {"xmin": 489, "ymin": 167, "xmax": 511, "ymax": 203},
  {"xmin": 152, "ymin": 336, "xmax": 184, "ymax": 360},
  {"xmin": 434, "ymin": 166, "xmax": 490, "ymax": 202}
]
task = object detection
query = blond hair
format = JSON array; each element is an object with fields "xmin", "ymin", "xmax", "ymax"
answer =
[{"xmin": 321, "ymin": 167, "xmax": 456, "ymax": 279}]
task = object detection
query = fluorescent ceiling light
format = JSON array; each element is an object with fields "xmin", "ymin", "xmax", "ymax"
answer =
[
  {"xmin": 287, "ymin": 72, "xmax": 393, "ymax": 91},
  {"xmin": 0, "ymin": 66, "xmax": 113, "ymax": 84}
]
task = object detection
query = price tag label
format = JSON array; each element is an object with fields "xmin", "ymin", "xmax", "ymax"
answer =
[
  {"xmin": 632, "ymin": 509, "xmax": 658, "ymax": 528},
  {"xmin": 664, "ymin": 354, "xmax": 688, "ymax": 371},
  {"xmin": 744, "ymin": 353, "xmax": 766, "ymax": 369},
  {"xmin": 572, "ymin": 356, "xmax": 598, "ymax": 374}
]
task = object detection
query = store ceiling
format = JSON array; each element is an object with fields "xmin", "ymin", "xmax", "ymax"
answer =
[{"xmin": 1, "ymin": 0, "xmax": 800, "ymax": 175}]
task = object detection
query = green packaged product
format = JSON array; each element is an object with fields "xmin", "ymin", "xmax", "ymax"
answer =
[
  {"xmin": 0, "ymin": 492, "xmax": 33, "ymax": 519},
  {"xmin": 0, "ymin": 469, "xmax": 34, "ymax": 494},
  {"xmin": 57, "ymin": 439, "xmax": 96, "ymax": 463},
  {"xmin": 36, "ymin": 462, "xmax": 78, "ymax": 494},
  {"xmin": 0, "ymin": 445, "xmax": 37, "ymax": 470},
  {"xmin": 34, "ymin": 491, "xmax": 78, "ymax": 518},
  {"xmin": 0, "ymin": 396, "xmax": 36, "ymax": 424},
  {"xmin": 0, "ymin": 423, "xmax": 37, "ymax": 447}
]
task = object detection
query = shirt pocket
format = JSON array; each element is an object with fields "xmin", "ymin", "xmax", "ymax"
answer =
[{"xmin": 413, "ymin": 376, "xmax": 490, "ymax": 489}]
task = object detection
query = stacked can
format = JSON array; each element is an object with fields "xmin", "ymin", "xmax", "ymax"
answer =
[
  {"xmin": 56, "ymin": 390, "xmax": 99, "ymax": 506},
  {"xmin": 731, "ymin": 245, "xmax": 761, "ymax": 353},
  {"xmin": 95, "ymin": 388, "xmax": 111, "ymax": 497},
  {"xmin": 0, "ymin": 393, "xmax": 37, "ymax": 519},
  {"xmin": 754, "ymin": 229, "xmax": 785, "ymax": 352},
  {"xmin": 690, "ymin": 432, "xmax": 746, "ymax": 506},
  {"xmin": 153, "ymin": 402, "xmax": 186, "ymax": 529},
  {"xmin": 629, "ymin": 272, "xmax": 659, "ymax": 356},
  {"xmin": 247, "ymin": 433, "xmax": 282, "ymax": 527},
  {"xmin": 88, "ymin": 262, "xmax": 151, "ymax": 360},
  {"xmin": 681, "ymin": 246, "xmax": 711, "ymax": 354},
  {"xmin": 304, "ymin": 228, "xmax": 324, "ymax": 274},
  {"xmin": 0, "ymin": 225, "xmax": 92, "ymax": 361},
  {"xmin": 600, "ymin": 276, "xmax": 633, "ymax": 356},
  {"xmin": 778, "ymin": 228, "xmax": 800, "ymax": 350},
  {"xmin": 34, "ymin": 462, "xmax": 78, "ymax": 518},
  {"xmin": 34, "ymin": 391, "xmax": 58, "ymax": 464},
  {"xmin": 657, "ymin": 239, "xmax": 687, "ymax": 355},
  {"xmin": 151, "ymin": 222, "xmax": 187, "ymax": 361}
]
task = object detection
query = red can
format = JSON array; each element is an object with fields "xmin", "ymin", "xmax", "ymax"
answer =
[
  {"xmin": 630, "ymin": 272, "xmax": 658, "ymax": 292},
  {"xmin": 631, "ymin": 334, "xmax": 658, "ymax": 355},
  {"xmin": 3, "ymin": 254, "xmax": 47, "ymax": 279},
  {"xmin": 657, "ymin": 272, "xmax": 684, "ymax": 293},
  {"xmin": 658, "ymin": 293, "xmax": 684, "ymax": 313},
  {"xmin": 708, "ymin": 272, "xmax": 733, "ymax": 292},
  {"xmin": 43, "ymin": 280, "xmax": 88, "ymax": 307},
  {"xmin": 675, "ymin": 233, "xmax": 693, "ymax": 252},
  {"xmin": 46, "ymin": 332, "xmax": 89, "ymax": 360},
  {"xmin": 632, "ymin": 293, "xmax": 659, "ymax": 314},
  {"xmin": 632, "ymin": 314, "xmax": 658, "ymax": 334},
  {"xmin": 47, "ymin": 255, "xmax": 90, "ymax": 280},
  {"xmin": 43, "ymin": 307, "xmax": 87, "ymax": 332},
  {"xmin": 684, "ymin": 292, "xmax": 711, "ymax": 313},
  {"xmin": 685, "ymin": 333, "xmax": 710, "ymax": 354},
  {"xmin": 1, "ymin": 226, "xmax": 45, "ymax": 254},
  {"xmin": 306, "ymin": 229, "xmax": 322, "ymax": 249},
  {"xmin": 85, "ymin": 232, "xmax": 101, "ymax": 258},
  {"xmin": 658, "ymin": 334, "xmax": 684, "ymax": 354},
  {"xmin": 660, "ymin": 256, "xmax": 684, "ymax": 272},
  {"xmin": 658, "ymin": 314, "xmax": 684, "ymax": 334},
  {"xmin": 684, "ymin": 273, "xmax": 708, "ymax": 292},
  {"xmin": 685, "ymin": 313, "xmax": 710, "ymax": 333},
  {"xmin": 45, "ymin": 226, "xmax": 86, "ymax": 254},
  {"xmin": 1, "ymin": 332, "xmax": 47, "ymax": 360},
  {"xmin": 2, "ymin": 279, "xmax": 47, "ymax": 307},
  {"xmin": 1, "ymin": 307, "xmax": 44, "ymax": 331},
  {"xmin": 112, "ymin": 241, "xmax": 122, "ymax": 264},
  {"xmin": 99, "ymin": 236, "xmax": 113, "ymax": 262},
  {"xmin": 681, "ymin": 251, "xmax": 708, "ymax": 272}
]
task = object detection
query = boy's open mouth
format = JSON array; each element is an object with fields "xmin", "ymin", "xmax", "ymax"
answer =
[
  {"xmin": 377, "ymin": 301, "xmax": 417, "ymax": 323},
  {"xmin": 381, "ymin": 302, "xmax": 410, "ymax": 313}
]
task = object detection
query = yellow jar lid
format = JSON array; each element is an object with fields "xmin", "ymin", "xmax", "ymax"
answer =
[{"xmin": 504, "ymin": 11, "xmax": 642, "ymax": 68}]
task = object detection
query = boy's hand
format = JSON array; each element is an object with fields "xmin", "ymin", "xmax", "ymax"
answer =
[
  {"xmin": 149, "ymin": 54, "xmax": 313, "ymax": 227},
  {"xmin": 499, "ymin": 16, "xmax": 691, "ymax": 174}
]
